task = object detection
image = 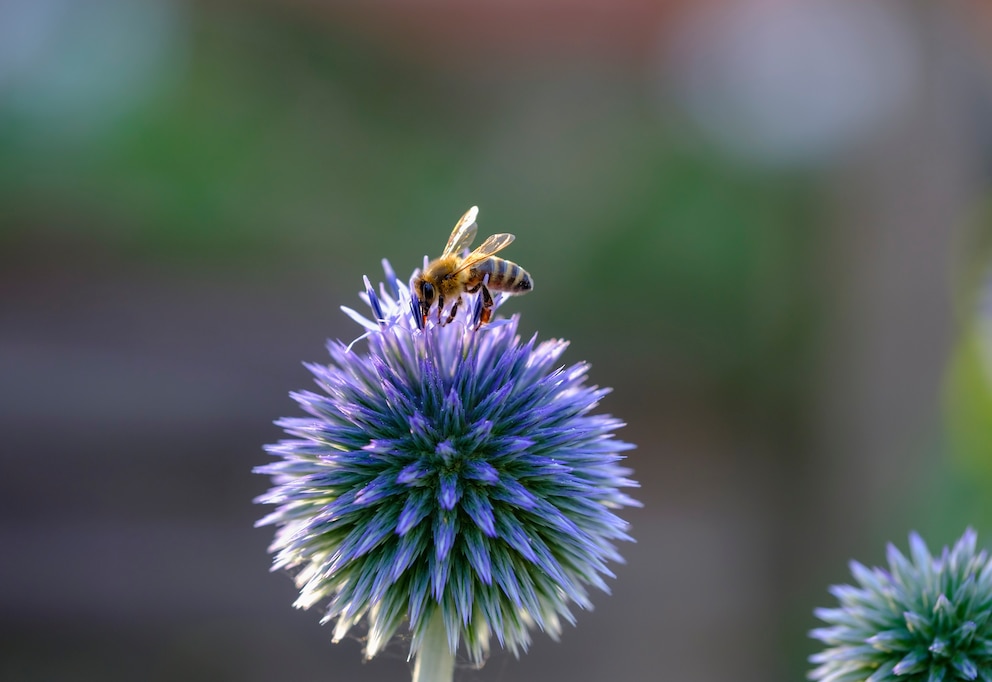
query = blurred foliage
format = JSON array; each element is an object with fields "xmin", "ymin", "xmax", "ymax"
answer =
[
  {"xmin": 939, "ymin": 200, "xmax": 992, "ymax": 530},
  {"xmin": 546, "ymin": 145, "xmax": 819, "ymax": 412},
  {"xmin": 0, "ymin": 2, "xmax": 821, "ymax": 416},
  {"xmin": 945, "ymin": 334, "xmax": 992, "ymax": 477}
]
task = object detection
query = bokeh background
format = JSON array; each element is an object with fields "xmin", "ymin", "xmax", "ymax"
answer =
[{"xmin": 5, "ymin": 1, "xmax": 992, "ymax": 680}]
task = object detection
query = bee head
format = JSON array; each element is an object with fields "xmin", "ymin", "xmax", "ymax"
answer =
[{"xmin": 414, "ymin": 278, "xmax": 436, "ymax": 322}]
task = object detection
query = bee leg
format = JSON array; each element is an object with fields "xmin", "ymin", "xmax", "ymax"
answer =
[
  {"xmin": 436, "ymin": 294, "xmax": 445, "ymax": 324},
  {"xmin": 444, "ymin": 296, "xmax": 463, "ymax": 325},
  {"xmin": 476, "ymin": 284, "xmax": 494, "ymax": 328}
]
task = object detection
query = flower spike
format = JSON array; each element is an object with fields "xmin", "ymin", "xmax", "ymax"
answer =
[
  {"xmin": 810, "ymin": 529, "xmax": 992, "ymax": 682},
  {"xmin": 256, "ymin": 259, "xmax": 640, "ymax": 669}
]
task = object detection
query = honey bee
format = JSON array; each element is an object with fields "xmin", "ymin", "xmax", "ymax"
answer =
[{"xmin": 413, "ymin": 206, "xmax": 533, "ymax": 326}]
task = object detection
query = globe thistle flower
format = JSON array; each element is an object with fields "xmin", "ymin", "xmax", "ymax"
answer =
[
  {"xmin": 255, "ymin": 258, "xmax": 639, "ymax": 678},
  {"xmin": 809, "ymin": 528, "xmax": 992, "ymax": 682}
]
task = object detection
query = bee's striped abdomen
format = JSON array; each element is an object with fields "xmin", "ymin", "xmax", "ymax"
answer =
[{"xmin": 476, "ymin": 258, "xmax": 533, "ymax": 293}]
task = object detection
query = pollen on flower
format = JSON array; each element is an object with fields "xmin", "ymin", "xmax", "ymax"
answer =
[{"xmin": 255, "ymin": 259, "xmax": 640, "ymax": 666}]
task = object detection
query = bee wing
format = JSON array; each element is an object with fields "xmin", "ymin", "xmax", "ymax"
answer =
[
  {"xmin": 441, "ymin": 206, "xmax": 479, "ymax": 257},
  {"xmin": 452, "ymin": 233, "xmax": 515, "ymax": 273}
]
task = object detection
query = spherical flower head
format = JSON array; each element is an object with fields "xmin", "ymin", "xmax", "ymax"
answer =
[
  {"xmin": 255, "ymin": 260, "xmax": 640, "ymax": 666},
  {"xmin": 810, "ymin": 529, "xmax": 992, "ymax": 682}
]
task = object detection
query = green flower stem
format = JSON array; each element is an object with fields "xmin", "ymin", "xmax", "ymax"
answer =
[{"xmin": 412, "ymin": 610, "xmax": 454, "ymax": 682}]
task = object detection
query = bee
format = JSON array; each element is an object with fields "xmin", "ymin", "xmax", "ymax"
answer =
[{"xmin": 413, "ymin": 206, "xmax": 533, "ymax": 327}]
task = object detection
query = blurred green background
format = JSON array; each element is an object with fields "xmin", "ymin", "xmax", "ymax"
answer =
[{"xmin": 4, "ymin": 1, "xmax": 992, "ymax": 680}]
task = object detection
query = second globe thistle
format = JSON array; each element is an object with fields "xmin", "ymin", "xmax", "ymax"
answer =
[
  {"xmin": 255, "ymin": 250, "xmax": 640, "ymax": 672},
  {"xmin": 810, "ymin": 529, "xmax": 992, "ymax": 682}
]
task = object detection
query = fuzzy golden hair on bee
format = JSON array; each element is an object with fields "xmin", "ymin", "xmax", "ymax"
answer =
[{"xmin": 412, "ymin": 206, "xmax": 533, "ymax": 327}]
